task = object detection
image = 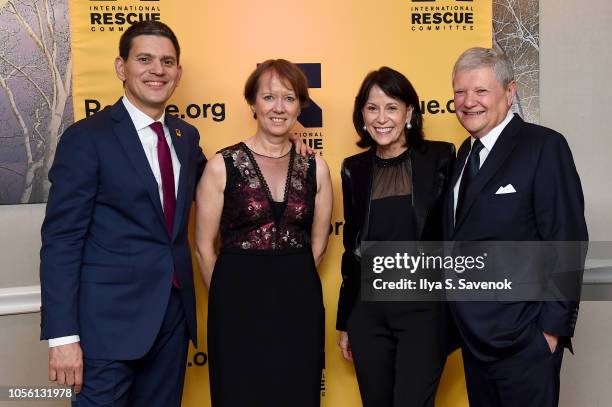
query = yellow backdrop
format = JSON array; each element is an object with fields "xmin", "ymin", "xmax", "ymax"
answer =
[{"xmin": 68, "ymin": 1, "xmax": 491, "ymax": 405}]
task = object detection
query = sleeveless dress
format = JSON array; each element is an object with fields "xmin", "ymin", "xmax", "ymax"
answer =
[{"xmin": 207, "ymin": 142, "xmax": 324, "ymax": 407}]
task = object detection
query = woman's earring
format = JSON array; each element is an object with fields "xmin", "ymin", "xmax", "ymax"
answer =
[
  {"xmin": 406, "ymin": 122, "xmax": 412, "ymax": 130},
  {"xmin": 363, "ymin": 125, "xmax": 367, "ymax": 131}
]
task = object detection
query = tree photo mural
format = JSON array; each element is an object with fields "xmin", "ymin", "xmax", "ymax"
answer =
[{"xmin": 0, "ymin": 0, "xmax": 73, "ymax": 204}]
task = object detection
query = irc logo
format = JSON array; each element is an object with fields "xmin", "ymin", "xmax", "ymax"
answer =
[
  {"xmin": 87, "ymin": 0, "xmax": 162, "ymax": 32},
  {"xmin": 294, "ymin": 63, "xmax": 324, "ymax": 153},
  {"xmin": 296, "ymin": 63, "xmax": 323, "ymax": 128},
  {"xmin": 410, "ymin": 0, "xmax": 475, "ymax": 32}
]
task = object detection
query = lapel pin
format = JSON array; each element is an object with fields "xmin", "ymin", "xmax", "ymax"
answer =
[{"xmin": 175, "ymin": 128, "xmax": 182, "ymax": 137}]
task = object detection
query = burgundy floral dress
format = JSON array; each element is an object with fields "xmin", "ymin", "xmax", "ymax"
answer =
[{"xmin": 207, "ymin": 142, "xmax": 324, "ymax": 407}]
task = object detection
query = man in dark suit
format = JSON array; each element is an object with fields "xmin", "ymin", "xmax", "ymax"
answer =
[
  {"xmin": 39, "ymin": 21, "xmax": 206, "ymax": 406},
  {"xmin": 445, "ymin": 47, "xmax": 588, "ymax": 406}
]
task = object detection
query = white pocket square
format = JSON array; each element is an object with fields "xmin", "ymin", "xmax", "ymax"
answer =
[{"xmin": 495, "ymin": 184, "xmax": 516, "ymax": 194}]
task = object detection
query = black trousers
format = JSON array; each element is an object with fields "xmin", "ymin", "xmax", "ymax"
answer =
[
  {"xmin": 74, "ymin": 288, "xmax": 189, "ymax": 407},
  {"xmin": 346, "ymin": 302, "xmax": 445, "ymax": 407},
  {"xmin": 461, "ymin": 330, "xmax": 564, "ymax": 407}
]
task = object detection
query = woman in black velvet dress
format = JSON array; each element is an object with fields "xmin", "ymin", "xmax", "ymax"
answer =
[
  {"xmin": 195, "ymin": 59, "xmax": 333, "ymax": 407},
  {"xmin": 336, "ymin": 67, "xmax": 456, "ymax": 407}
]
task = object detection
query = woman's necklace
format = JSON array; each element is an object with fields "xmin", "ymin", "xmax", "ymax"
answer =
[{"xmin": 247, "ymin": 143, "xmax": 292, "ymax": 159}]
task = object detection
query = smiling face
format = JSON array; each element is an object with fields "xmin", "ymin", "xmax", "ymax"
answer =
[
  {"xmin": 362, "ymin": 84, "xmax": 413, "ymax": 154},
  {"xmin": 115, "ymin": 34, "xmax": 182, "ymax": 120},
  {"xmin": 252, "ymin": 70, "xmax": 301, "ymax": 139},
  {"xmin": 452, "ymin": 66, "xmax": 515, "ymax": 139}
]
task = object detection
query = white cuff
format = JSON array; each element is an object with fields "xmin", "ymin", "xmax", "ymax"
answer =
[{"xmin": 48, "ymin": 335, "xmax": 80, "ymax": 347}]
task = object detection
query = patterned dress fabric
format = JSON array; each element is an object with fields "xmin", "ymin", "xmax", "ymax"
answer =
[{"xmin": 207, "ymin": 142, "xmax": 324, "ymax": 407}]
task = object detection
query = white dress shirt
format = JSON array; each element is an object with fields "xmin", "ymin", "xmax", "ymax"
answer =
[
  {"xmin": 48, "ymin": 96, "xmax": 181, "ymax": 347},
  {"xmin": 453, "ymin": 111, "xmax": 514, "ymax": 223}
]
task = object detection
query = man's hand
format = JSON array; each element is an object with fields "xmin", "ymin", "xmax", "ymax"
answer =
[
  {"xmin": 49, "ymin": 342, "xmax": 83, "ymax": 393},
  {"xmin": 338, "ymin": 331, "xmax": 353, "ymax": 361},
  {"xmin": 289, "ymin": 133, "xmax": 315, "ymax": 157},
  {"xmin": 543, "ymin": 331, "xmax": 559, "ymax": 353}
]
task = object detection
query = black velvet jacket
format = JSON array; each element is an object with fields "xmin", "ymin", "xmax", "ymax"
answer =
[{"xmin": 336, "ymin": 140, "xmax": 456, "ymax": 331}]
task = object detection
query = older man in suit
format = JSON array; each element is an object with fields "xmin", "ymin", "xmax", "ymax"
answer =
[
  {"xmin": 40, "ymin": 21, "xmax": 206, "ymax": 406},
  {"xmin": 445, "ymin": 47, "xmax": 588, "ymax": 407}
]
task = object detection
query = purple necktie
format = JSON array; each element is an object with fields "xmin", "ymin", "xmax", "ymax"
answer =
[{"xmin": 150, "ymin": 121, "xmax": 180, "ymax": 288}]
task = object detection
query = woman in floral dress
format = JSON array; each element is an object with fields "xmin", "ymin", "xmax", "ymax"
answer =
[{"xmin": 195, "ymin": 59, "xmax": 333, "ymax": 407}]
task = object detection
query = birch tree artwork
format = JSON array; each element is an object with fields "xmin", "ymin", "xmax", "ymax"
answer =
[
  {"xmin": 493, "ymin": 0, "xmax": 540, "ymax": 123},
  {"xmin": 0, "ymin": 0, "xmax": 73, "ymax": 204}
]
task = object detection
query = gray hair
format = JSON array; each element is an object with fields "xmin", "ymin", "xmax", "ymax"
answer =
[{"xmin": 452, "ymin": 47, "xmax": 515, "ymax": 87}]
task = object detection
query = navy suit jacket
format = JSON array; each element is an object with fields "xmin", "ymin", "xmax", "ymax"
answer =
[
  {"xmin": 444, "ymin": 114, "xmax": 588, "ymax": 361},
  {"xmin": 40, "ymin": 99, "xmax": 206, "ymax": 360}
]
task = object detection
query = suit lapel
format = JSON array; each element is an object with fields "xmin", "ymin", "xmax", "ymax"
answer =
[
  {"xmin": 354, "ymin": 150, "xmax": 374, "ymax": 242},
  {"xmin": 447, "ymin": 138, "xmax": 471, "ymax": 237},
  {"xmin": 411, "ymin": 145, "xmax": 431, "ymax": 239},
  {"xmin": 111, "ymin": 100, "xmax": 166, "ymax": 228},
  {"xmin": 454, "ymin": 115, "xmax": 523, "ymax": 230},
  {"xmin": 166, "ymin": 115, "xmax": 189, "ymax": 242}
]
